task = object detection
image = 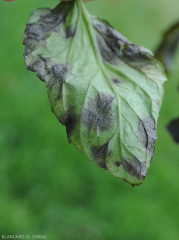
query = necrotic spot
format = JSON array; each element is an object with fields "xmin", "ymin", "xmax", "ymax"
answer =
[
  {"xmin": 64, "ymin": 113, "xmax": 78, "ymax": 139},
  {"xmin": 33, "ymin": 60, "xmax": 47, "ymax": 82},
  {"xmin": 82, "ymin": 92, "xmax": 115, "ymax": 132},
  {"xmin": 96, "ymin": 34, "xmax": 118, "ymax": 64},
  {"xmin": 91, "ymin": 143, "xmax": 109, "ymax": 170},
  {"xmin": 122, "ymin": 157, "xmax": 147, "ymax": 180},
  {"xmin": 138, "ymin": 116, "xmax": 157, "ymax": 154},
  {"xmin": 114, "ymin": 161, "xmax": 121, "ymax": 167},
  {"xmin": 23, "ymin": 2, "xmax": 73, "ymax": 59},
  {"xmin": 65, "ymin": 25, "xmax": 77, "ymax": 38},
  {"xmin": 63, "ymin": 106, "xmax": 80, "ymax": 139},
  {"xmin": 112, "ymin": 78, "xmax": 121, "ymax": 85},
  {"xmin": 122, "ymin": 44, "xmax": 140, "ymax": 60},
  {"xmin": 24, "ymin": 24, "xmax": 44, "ymax": 41},
  {"xmin": 53, "ymin": 64, "xmax": 68, "ymax": 78},
  {"xmin": 94, "ymin": 20, "xmax": 129, "ymax": 64},
  {"xmin": 52, "ymin": 64, "xmax": 69, "ymax": 101},
  {"xmin": 43, "ymin": 2, "xmax": 73, "ymax": 26}
]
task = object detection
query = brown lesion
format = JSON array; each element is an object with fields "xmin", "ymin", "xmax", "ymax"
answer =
[
  {"xmin": 82, "ymin": 92, "xmax": 115, "ymax": 132},
  {"xmin": 23, "ymin": 2, "xmax": 75, "ymax": 67},
  {"xmin": 65, "ymin": 25, "xmax": 77, "ymax": 38},
  {"xmin": 91, "ymin": 143, "xmax": 109, "ymax": 170},
  {"xmin": 114, "ymin": 161, "xmax": 121, "ymax": 167},
  {"xmin": 64, "ymin": 111, "xmax": 80, "ymax": 139},
  {"xmin": 122, "ymin": 157, "xmax": 147, "ymax": 180},
  {"xmin": 112, "ymin": 78, "xmax": 122, "ymax": 86},
  {"xmin": 138, "ymin": 116, "xmax": 157, "ymax": 155}
]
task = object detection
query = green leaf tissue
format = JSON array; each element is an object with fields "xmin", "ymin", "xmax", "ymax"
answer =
[{"xmin": 23, "ymin": 0, "xmax": 167, "ymax": 186}]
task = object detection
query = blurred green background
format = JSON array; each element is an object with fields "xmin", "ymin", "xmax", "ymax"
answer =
[{"xmin": 0, "ymin": 0, "xmax": 179, "ymax": 239}]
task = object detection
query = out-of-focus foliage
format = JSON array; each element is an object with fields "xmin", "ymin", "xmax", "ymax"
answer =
[
  {"xmin": 155, "ymin": 21, "xmax": 179, "ymax": 142},
  {"xmin": 155, "ymin": 21, "xmax": 179, "ymax": 73},
  {"xmin": 0, "ymin": 0, "xmax": 179, "ymax": 239},
  {"xmin": 167, "ymin": 117, "xmax": 179, "ymax": 143}
]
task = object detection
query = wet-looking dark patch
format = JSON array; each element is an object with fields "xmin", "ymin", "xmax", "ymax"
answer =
[
  {"xmin": 123, "ymin": 157, "xmax": 147, "ymax": 180},
  {"xmin": 138, "ymin": 116, "xmax": 157, "ymax": 155},
  {"xmin": 63, "ymin": 106, "xmax": 79, "ymax": 139},
  {"xmin": 122, "ymin": 44, "xmax": 140, "ymax": 60},
  {"xmin": 93, "ymin": 19, "xmax": 129, "ymax": 64},
  {"xmin": 30, "ymin": 59, "xmax": 47, "ymax": 82},
  {"xmin": 51, "ymin": 64, "xmax": 69, "ymax": 101},
  {"xmin": 65, "ymin": 25, "xmax": 77, "ymax": 38},
  {"xmin": 167, "ymin": 117, "xmax": 179, "ymax": 143},
  {"xmin": 114, "ymin": 161, "xmax": 121, "ymax": 167},
  {"xmin": 23, "ymin": 2, "xmax": 74, "ymax": 64},
  {"xmin": 112, "ymin": 78, "xmax": 121, "ymax": 85},
  {"xmin": 91, "ymin": 143, "xmax": 109, "ymax": 170},
  {"xmin": 82, "ymin": 92, "xmax": 115, "ymax": 132},
  {"xmin": 44, "ymin": 2, "xmax": 73, "ymax": 25},
  {"xmin": 53, "ymin": 64, "xmax": 69, "ymax": 79}
]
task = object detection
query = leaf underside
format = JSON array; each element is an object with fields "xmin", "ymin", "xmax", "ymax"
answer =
[{"xmin": 23, "ymin": 0, "xmax": 167, "ymax": 186}]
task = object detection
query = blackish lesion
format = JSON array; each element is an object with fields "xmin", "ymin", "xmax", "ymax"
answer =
[
  {"xmin": 112, "ymin": 78, "xmax": 121, "ymax": 86},
  {"xmin": 52, "ymin": 64, "xmax": 70, "ymax": 100},
  {"xmin": 91, "ymin": 143, "xmax": 109, "ymax": 170},
  {"xmin": 122, "ymin": 157, "xmax": 147, "ymax": 180},
  {"xmin": 23, "ymin": 2, "xmax": 75, "ymax": 67},
  {"xmin": 93, "ymin": 19, "xmax": 133, "ymax": 65},
  {"xmin": 93, "ymin": 18, "xmax": 153, "ymax": 71},
  {"xmin": 65, "ymin": 25, "xmax": 77, "ymax": 38},
  {"xmin": 138, "ymin": 116, "xmax": 157, "ymax": 156},
  {"xmin": 114, "ymin": 161, "xmax": 121, "ymax": 167},
  {"xmin": 82, "ymin": 92, "xmax": 115, "ymax": 132},
  {"xmin": 63, "ymin": 107, "xmax": 80, "ymax": 139},
  {"xmin": 53, "ymin": 64, "xmax": 69, "ymax": 79},
  {"xmin": 26, "ymin": 55, "xmax": 51, "ymax": 82}
]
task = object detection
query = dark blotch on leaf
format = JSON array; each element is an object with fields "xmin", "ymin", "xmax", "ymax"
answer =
[
  {"xmin": 93, "ymin": 19, "xmax": 129, "ymax": 64},
  {"xmin": 114, "ymin": 161, "xmax": 121, "ymax": 167},
  {"xmin": 167, "ymin": 117, "xmax": 179, "ymax": 143},
  {"xmin": 24, "ymin": 24, "xmax": 44, "ymax": 42},
  {"xmin": 91, "ymin": 143, "xmax": 109, "ymax": 170},
  {"xmin": 121, "ymin": 43, "xmax": 153, "ymax": 72},
  {"xmin": 63, "ymin": 107, "xmax": 80, "ymax": 139},
  {"xmin": 112, "ymin": 78, "xmax": 121, "ymax": 85},
  {"xmin": 45, "ymin": 2, "xmax": 73, "ymax": 25},
  {"xmin": 97, "ymin": 34, "xmax": 118, "ymax": 64},
  {"xmin": 52, "ymin": 64, "xmax": 69, "ymax": 100},
  {"xmin": 138, "ymin": 116, "xmax": 158, "ymax": 155},
  {"xmin": 23, "ymin": 3, "xmax": 73, "ymax": 56},
  {"xmin": 93, "ymin": 19, "xmax": 149, "ymax": 68},
  {"xmin": 34, "ymin": 60, "xmax": 47, "ymax": 82},
  {"xmin": 65, "ymin": 25, "xmax": 77, "ymax": 38},
  {"xmin": 122, "ymin": 44, "xmax": 140, "ymax": 60},
  {"xmin": 82, "ymin": 92, "xmax": 115, "ymax": 132},
  {"xmin": 123, "ymin": 157, "xmax": 147, "ymax": 180},
  {"xmin": 53, "ymin": 64, "xmax": 69, "ymax": 80}
]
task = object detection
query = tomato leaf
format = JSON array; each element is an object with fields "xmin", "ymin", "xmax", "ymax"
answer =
[{"xmin": 23, "ymin": 0, "xmax": 167, "ymax": 186}]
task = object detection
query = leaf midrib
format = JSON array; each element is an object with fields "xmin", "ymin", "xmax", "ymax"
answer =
[{"xmin": 77, "ymin": 0, "xmax": 124, "ymax": 165}]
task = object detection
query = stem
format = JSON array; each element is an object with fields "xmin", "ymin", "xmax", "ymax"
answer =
[{"xmin": 77, "ymin": 0, "xmax": 102, "ymax": 65}]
